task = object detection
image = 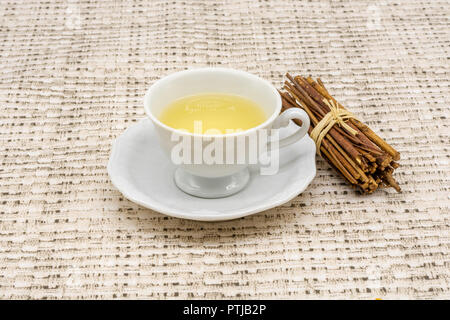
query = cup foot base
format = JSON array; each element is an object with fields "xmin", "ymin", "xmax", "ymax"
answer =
[{"xmin": 174, "ymin": 167, "xmax": 250, "ymax": 199}]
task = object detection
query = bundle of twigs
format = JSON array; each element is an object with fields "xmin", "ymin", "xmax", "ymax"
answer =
[{"xmin": 279, "ymin": 73, "xmax": 401, "ymax": 193}]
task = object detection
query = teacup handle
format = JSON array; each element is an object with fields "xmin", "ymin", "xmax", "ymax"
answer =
[{"xmin": 271, "ymin": 108, "xmax": 310, "ymax": 149}]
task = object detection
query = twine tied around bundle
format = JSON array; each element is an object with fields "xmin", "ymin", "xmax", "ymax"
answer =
[{"xmin": 310, "ymin": 99, "xmax": 358, "ymax": 155}]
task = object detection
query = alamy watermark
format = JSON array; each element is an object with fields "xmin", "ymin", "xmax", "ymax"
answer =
[
  {"xmin": 65, "ymin": 0, "xmax": 82, "ymax": 30},
  {"xmin": 170, "ymin": 121, "xmax": 280, "ymax": 175},
  {"xmin": 366, "ymin": 4, "xmax": 383, "ymax": 30}
]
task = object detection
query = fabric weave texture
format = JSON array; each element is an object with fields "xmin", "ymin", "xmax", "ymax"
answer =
[{"xmin": 0, "ymin": 0, "xmax": 449, "ymax": 299}]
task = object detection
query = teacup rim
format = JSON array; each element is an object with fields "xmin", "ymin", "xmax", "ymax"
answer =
[{"xmin": 143, "ymin": 67, "xmax": 282, "ymax": 138}]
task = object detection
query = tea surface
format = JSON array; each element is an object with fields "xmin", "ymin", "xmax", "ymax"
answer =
[{"xmin": 158, "ymin": 93, "xmax": 267, "ymax": 134}]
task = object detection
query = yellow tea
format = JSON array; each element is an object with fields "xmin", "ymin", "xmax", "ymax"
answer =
[{"xmin": 158, "ymin": 93, "xmax": 267, "ymax": 134}]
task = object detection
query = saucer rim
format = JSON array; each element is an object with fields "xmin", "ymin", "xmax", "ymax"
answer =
[{"xmin": 107, "ymin": 119, "xmax": 316, "ymax": 221}]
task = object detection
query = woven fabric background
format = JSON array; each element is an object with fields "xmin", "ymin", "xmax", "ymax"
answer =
[{"xmin": 0, "ymin": 0, "xmax": 449, "ymax": 299}]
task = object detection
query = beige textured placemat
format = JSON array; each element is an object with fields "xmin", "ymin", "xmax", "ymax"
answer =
[{"xmin": 0, "ymin": 0, "xmax": 449, "ymax": 299}]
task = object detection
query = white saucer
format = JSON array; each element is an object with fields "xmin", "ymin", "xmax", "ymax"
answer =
[{"xmin": 107, "ymin": 119, "xmax": 316, "ymax": 221}]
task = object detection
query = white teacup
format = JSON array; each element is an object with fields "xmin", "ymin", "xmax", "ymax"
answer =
[{"xmin": 144, "ymin": 68, "xmax": 310, "ymax": 198}]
